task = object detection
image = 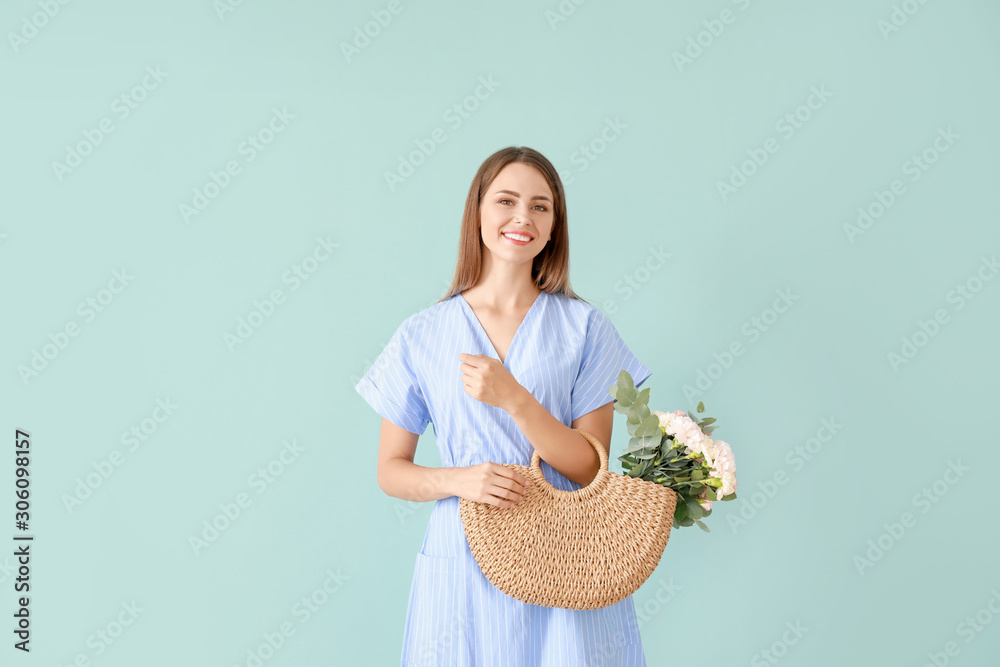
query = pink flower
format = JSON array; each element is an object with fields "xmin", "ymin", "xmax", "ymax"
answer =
[
  {"xmin": 698, "ymin": 490, "xmax": 713, "ymax": 511},
  {"xmin": 651, "ymin": 410, "xmax": 672, "ymax": 432},
  {"xmin": 709, "ymin": 440, "xmax": 737, "ymax": 496},
  {"xmin": 701, "ymin": 438, "xmax": 719, "ymax": 468},
  {"xmin": 664, "ymin": 413, "xmax": 706, "ymax": 453}
]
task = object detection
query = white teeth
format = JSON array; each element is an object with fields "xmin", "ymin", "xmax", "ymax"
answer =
[{"xmin": 503, "ymin": 232, "xmax": 532, "ymax": 242}]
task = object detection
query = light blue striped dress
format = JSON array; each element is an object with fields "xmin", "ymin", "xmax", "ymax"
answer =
[{"xmin": 356, "ymin": 290, "xmax": 652, "ymax": 666}]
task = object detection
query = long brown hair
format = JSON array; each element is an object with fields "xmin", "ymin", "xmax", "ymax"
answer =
[{"xmin": 437, "ymin": 146, "xmax": 586, "ymax": 304}]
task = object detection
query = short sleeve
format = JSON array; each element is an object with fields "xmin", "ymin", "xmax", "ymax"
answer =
[
  {"xmin": 355, "ymin": 319, "xmax": 432, "ymax": 435},
  {"xmin": 570, "ymin": 308, "xmax": 652, "ymax": 423}
]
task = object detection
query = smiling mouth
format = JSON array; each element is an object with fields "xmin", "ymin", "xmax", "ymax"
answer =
[{"xmin": 501, "ymin": 231, "xmax": 534, "ymax": 242}]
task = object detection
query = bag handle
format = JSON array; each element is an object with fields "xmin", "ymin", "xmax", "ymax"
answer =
[{"xmin": 528, "ymin": 429, "xmax": 611, "ymax": 499}]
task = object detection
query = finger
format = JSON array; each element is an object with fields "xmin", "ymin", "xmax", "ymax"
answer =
[
  {"xmin": 488, "ymin": 487, "xmax": 521, "ymax": 509},
  {"xmin": 489, "ymin": 495, "xmax": 517, "ymax": 509},
  {"xmin": 459, "ymin": 353, "xmax": 485, "ymax": 368},
  {"xmin": 498, "ymin": 468, "xmax": 531, "ymax": 489},
  {"xmin": 490, "ymin": 483, "xmax": 514, "ymax": 501},
  {"xmin": 492, "ymin": 476, "xmax": 528, "ymax": 500},
  {"xmin": 493, "ymin": 477, "xmax": 527, "ymax": 502}
]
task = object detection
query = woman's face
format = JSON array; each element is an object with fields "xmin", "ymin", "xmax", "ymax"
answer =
[{"xmin": 479, "ymin": 162, "xmax": 555, "ymax": 264}]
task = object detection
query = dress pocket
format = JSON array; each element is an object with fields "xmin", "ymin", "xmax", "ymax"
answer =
[{"xmin": 401, "ymin": 552, "xmax": 468, "ymax": 666}]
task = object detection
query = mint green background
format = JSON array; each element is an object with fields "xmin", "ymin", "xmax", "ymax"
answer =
[{"xmin": 3, "ymin": 0, "xmax": 999, "ymax": 665}]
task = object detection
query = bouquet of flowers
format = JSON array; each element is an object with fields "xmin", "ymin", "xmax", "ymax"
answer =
[{"xmin": 608, "ymin": 370, "xmax": 738, "ymax": 532}]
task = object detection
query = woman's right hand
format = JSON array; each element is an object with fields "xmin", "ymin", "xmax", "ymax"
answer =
[{"xmin": 453, "ymin": 462, "xmax": 532, "ymax": 509}]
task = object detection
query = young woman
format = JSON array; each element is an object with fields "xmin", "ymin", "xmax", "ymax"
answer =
[{"xmin": 356, "ymin": 145, "xmax": 653, "ymax": 665}]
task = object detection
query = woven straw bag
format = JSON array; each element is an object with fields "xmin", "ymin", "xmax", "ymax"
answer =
[{"xmin": 459, "ymin": 429, "xmax": 678, "ymax": 610}]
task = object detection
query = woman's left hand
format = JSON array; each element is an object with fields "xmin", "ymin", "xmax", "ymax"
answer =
[{"xmin": 459, "ymin": 353, "xmax": 526, "ymax": 412}]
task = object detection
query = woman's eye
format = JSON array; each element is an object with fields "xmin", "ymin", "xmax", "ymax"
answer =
[{"xmin": 498, "ymin": 198, "xmax": 547, "ymax": 212}]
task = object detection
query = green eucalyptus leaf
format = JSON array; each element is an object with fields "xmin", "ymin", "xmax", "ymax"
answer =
[
  {"xmin": 618, "ymin": 386, "xmax": 638, "ymax": 405},
  {"xmin": 695, "ymin": 519, "xmax": 710, "ymax": 533},
  {"xmin": 624, "ymin": 437, "xmax": 647, "ymax": 454},
  {"xmin": 617, "ymin": 369, "xmax": 635, "ymax": 390},
  {"xmin": 635, "ymin": 415, "xmax": 661, "ymax": 438},
  {"xmin": 628, "ymin": 401, "xmax": 651, "ymax": 424},
  {"xmin": 634, "ymin": 386, "xmax": 651, "ymax": 408},
  {"xmin": 685, "ymin": 498, "xmax": 704, "ymax": 520}
]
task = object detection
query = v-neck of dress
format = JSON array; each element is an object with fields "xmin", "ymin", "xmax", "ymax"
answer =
[{"xmin": 457, "ymin": 290, "xmax": 546, "ymax": 367}]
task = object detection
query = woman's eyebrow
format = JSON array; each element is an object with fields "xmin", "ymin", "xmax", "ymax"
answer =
[{"xmin": 494, "ymin": 189, "xmax": 552, "ymax": 203}]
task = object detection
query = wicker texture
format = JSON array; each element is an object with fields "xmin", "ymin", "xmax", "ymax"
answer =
[{"xmin": 460, "ymin": 429, "xmax": 677, "ymax": 610}]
